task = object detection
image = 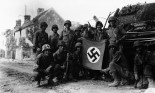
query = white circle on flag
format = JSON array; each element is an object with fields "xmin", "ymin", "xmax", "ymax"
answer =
[{"xmin": 87, "ymin": 47, "xmax": 100, "ymax": 63}]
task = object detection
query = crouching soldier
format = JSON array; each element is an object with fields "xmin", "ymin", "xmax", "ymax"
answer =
[
  {"xmin": 144, "ymin": 49, "xmax": 155, "ymax": 88},
  {"xmin": 70, "ymin": 42, "xmax": 83, "ymax": 80},
  {"xmin": 33, "ymin": 44, "xmax": 56, "ymax": 87},
  {"xmin": 103, "ymin": 45, "xmax": 133, "ymax": 87},
  {"xmin": 53, "ymin": 40, "xmax": 68, "ymax": 82},
  {"xmin": 133, "ymin": 41, "xmax": 148, "ymax": 89}
]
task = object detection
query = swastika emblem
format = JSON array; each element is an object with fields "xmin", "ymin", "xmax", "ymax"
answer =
[{"xmin": 87, "ymin": 47, "xmax": 100, "ymax": 63}]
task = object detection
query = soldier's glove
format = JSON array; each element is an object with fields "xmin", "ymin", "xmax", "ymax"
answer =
[{"xmin": 134, "ymin": 74, "xmax": 138, "ymax": 80}]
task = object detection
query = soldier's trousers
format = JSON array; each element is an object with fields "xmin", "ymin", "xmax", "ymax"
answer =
[
  {"xmin": 109, "ymin": 47, "xmax": 116, "ymax": 62},
  {"xmin": 33, "ymin": 65, "xmax": 62, "ymax": 83},
  {"xmin": 33, "ymin": 70, "xmax": 47, "ymax": 83},
  {"xmin": 109, "ymin": 62, "xmax": 130, "ymax": 80},
  {"xmin": 144, "ymin": 64, "xmax": 155, "ymax": 79}
]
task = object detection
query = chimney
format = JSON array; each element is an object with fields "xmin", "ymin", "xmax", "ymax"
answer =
[
  {"xmin": 16, "ymin": 19, "xmax": 21, "ymax": 26},
  {"xmin": 37, "ymin": 8, "xmax": 44, "ymax": 15},
  {"xmin": 24, "ymin": 15, "xmax": 31, "ymax": 21}
]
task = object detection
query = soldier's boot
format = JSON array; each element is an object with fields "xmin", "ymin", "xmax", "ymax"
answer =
[
  {"xmin": 108, "ymin": 72, "xmax": 120, "ymax": 87},
  {"xmin": 148, "ymin": 78, "xmax": 154, "ymax": 88}
]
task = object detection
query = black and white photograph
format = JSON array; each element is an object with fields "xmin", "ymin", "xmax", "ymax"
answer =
[{"xmin": 0, "ymin": 0, "xmax": 155, "ymax": 93}]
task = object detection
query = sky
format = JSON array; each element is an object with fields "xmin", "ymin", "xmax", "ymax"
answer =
[{"xmin": 0, "ymin": 0, "xmax": 154, "ymax": 50}]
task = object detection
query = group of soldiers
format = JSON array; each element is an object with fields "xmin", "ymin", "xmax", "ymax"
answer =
[{"xmin": 32, "ymin": 16, "xmax": 155, "ymax": 89}]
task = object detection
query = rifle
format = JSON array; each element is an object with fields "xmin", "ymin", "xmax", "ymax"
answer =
[
  {"xmin": 88, "ymin": 22, "xmax": 91, "ymax": 28},
  {"xmin": 63, "ymin": 31, "xmax": 76, "ymax": 80},
  {"xmin": 103, "ymin": 12, "xmax": 111, "ymax": 30}
]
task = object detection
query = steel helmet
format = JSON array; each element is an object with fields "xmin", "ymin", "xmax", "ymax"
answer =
[
  {"xmin": 52, "ymin": 24, "xmax": 58, "ymax": 30},
  {"xmin": 64, "ymin": 20, "xmax": 72, "ymax": 26},
  {"xmin": 42, "ymin": 44, "xmax": 51, "ymax": 51},
  {"xmin": 108, "ymin": 16, "xmax": 117, "ymax": 23},
  {"xmin": 96, "ymin": 21, "xmax": 103, "ymax": 28},
  {"xmin": 78, "ymin": 25, "xmax": 83, "ymax": 29},
  {"xmin": 40, "ymin": 22, "xmax": 48, "ymax": 28},
  {"xmin": 75, "ymin": 42, "xmax": 82, "ymax": 48}
]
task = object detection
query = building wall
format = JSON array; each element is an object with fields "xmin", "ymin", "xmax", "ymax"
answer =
[
  {"xmin": 14, "ymin": 28, "xmax": 33, "ymax": 60},
  {"xmin": 15, "ymin": 47, "xmax": 23, "ymax": 60},
  {"xmin": 14, "ymin": 31, "xmax": 20, "ymax": 46}
]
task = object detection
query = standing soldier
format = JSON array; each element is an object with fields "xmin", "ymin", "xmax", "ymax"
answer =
[
  {"xmin": 33, "ymin": 44, "xmax": 56, "ymax": 86},
  {"xmin": 107, "ymin": 16, "xmax": 126, "ymax": 62},
  {"xmin": 93, "ymin": 21, "xmax": 109, "ymax": 41},
  {"xmin": 133, "ymin": 41, "xmax": 148, "ymax": 89},
  {"xmin": 59, "ymin": 20, "xmax": 77, "ymax": 81},
  {"xmin": 59, "ymin": 20, "xmax": 75, "ymax": 51},
  {"xmin": 78, "ymin": 25, "xmax": 84, "ymax": 36},
  {"xmin": 89, "ymin": 21, "xmax": 109, "ymax": 80},
  {"xmin": 49, "ymin": 24, "xmax": 59, "ymax": 53},
  {"xmin": 75, "ymin": 26, "xmax": 82, "ymax": 39},
  {"xmin": 33, "ymin": 22, "xmax": 49, "ymax": 56},
  {"xmin": 82, "ymin": 24, "xmax": 91, "ymax": 39}
]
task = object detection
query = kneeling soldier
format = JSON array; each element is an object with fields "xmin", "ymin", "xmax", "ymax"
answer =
[
  {"xmin": 33, "ymin": 44, "xmax": 55, "ymax": 86},
  {"xmin": 144, "ymin": 50, "xmax": 155, "ymax": 88},
  {"xmin": 53, "ymin": 40, "xmax": 68, "ymax": 82},
  {"xmin": 71, "ymin": 42, "xmax": 83, "ymax": 80},
  {"xmin": 133, "ymin": 41, "xmax": 148, "ymax": 89},
  {"xmin": 103, "ymin": 45, "xmax": 133, "ymax": 87}
]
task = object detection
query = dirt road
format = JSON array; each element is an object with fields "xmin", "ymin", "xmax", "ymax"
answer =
[{"xmin": 0, "ymin": 58, "xmax": 145, "ymax": 93}]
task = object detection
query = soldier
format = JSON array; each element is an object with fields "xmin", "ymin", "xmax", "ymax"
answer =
[
  {"xmin": 33, "ymin": 44, "xmax": 56, "ymax": 87},
  {"xmin": 144, "ymin": 47, "xmax": 155, "ymax": 88},
  {"xmin": 93, "ymin": 21, "xmax": 109, "ymax": 41},
  {"xmin": 107, "ymin": 16, "xmax": 126, "ymax": 62},
  {"xmin": 78, "ymin": 25, "xmax": 84, "ymax": 36},
  {"xmin": 133, "ymin": 41, "xmax": 148, "ymax": 89},
  {"xmin": 59, "ymin": 20, "xmax": 75, "ymax": 52},
  {"xmin": 70, "ymin": 42, "xmax": 83, "ymax": 80},
  {"xmin": 33, "ymin": 22, "xmax": 49, "ymax": 56},
  {"xmin": 53, "ymin": 40, "xmax": 67, "ymax": 82},
  {"xmin": 103, "ymin": 45, "xmax": 133, "ymax": 87},
  {"xmin": 75, "ymin": 26, "xmax": 82, "ymax": 40},
  {"xmin": 49, "ymin": 24, "xmax": 59, "ymax": 53},
  {"xmin": 88, "ymin": 21, "xmax": 109, "ymax": 80},
  {"xmin": 82, "ymin": 24, "xmax": 88, "ymax": 38}
]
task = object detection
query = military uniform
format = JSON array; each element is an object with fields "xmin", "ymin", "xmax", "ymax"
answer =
[
  {"xmin": 70, "ymin": 42, "xmax": 83, "ymax": 79},
  {"xmin": 33, "ymin": 44, "xmax": 56, "ymax": 86},
  {"xmin": 49, "ymin": 24, "xmax": 59, "ymax": 53},
  {"xmin": 53, "ymin": 41, "xmax": 67, "ymax": 81},
  {"xmin": 81, "ymin": 24, "xmax": 94, "ymax": 40},
  {"xmin": 133, "ymin": 41, "xmax": 148, "ymax": 88},
  {"xmin": 134, "ymin": 53, "xmax": 148, "ymax": 88},
  {"xmin": 93, "ymin": 21, "xmax": 109, "ymax": 41},
  {"xmin": 144, "ymin": 51, "xmax": 155, "ymax": 88},
  {"xmin": 33, "ymin": 22, "xmax": 49, "ymax": 56},
  {"xmin": 108, "ymin": 46, "xmax": 133, "ymax": 87},
  {"xmin": 107, "ymin": 17, "xmax": 126, "ymax": 62},
  {"xmin": 59, "ymin": 20, "xmax": 75, "ymax": 51},
  {"xmin": 74, "ymin": 26, "xmax": 82, "ymax": 42}
]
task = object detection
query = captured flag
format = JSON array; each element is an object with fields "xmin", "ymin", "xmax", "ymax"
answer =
[{"xmin": 82, "ymin": 38, "xmax": 106, "ymax": 70}]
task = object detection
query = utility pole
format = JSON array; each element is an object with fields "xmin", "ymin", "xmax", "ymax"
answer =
[{"xmin": 25, "ymin": 5, "xmax": 27, "ymax": 15}]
